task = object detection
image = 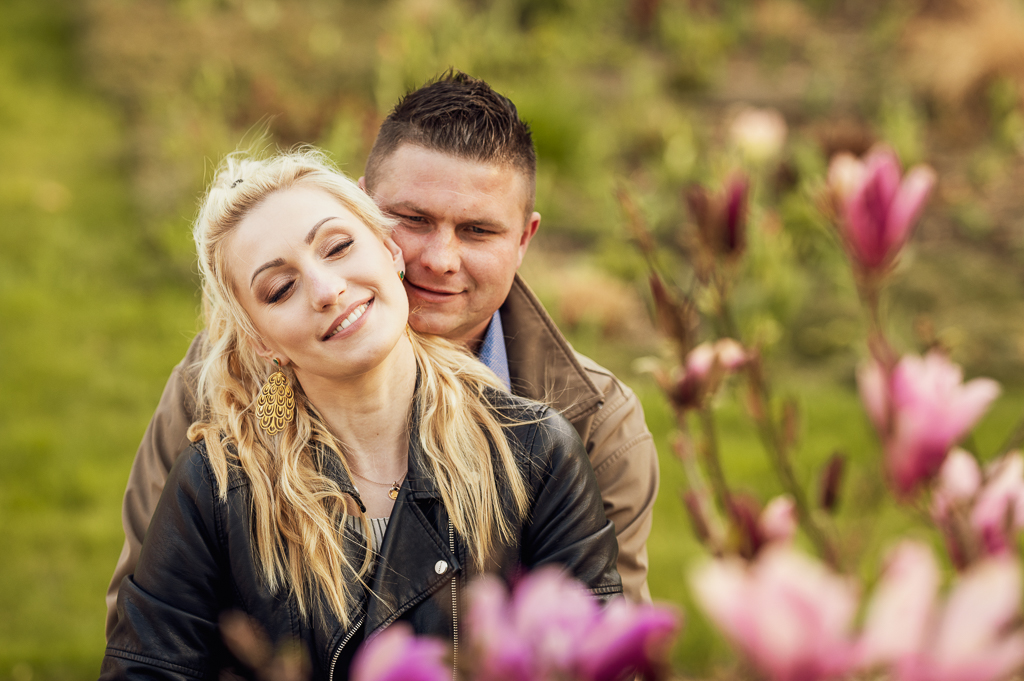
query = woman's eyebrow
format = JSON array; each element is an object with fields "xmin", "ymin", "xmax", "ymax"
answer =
[
  {"xmin": 249, "ymin": 216, "xmax": 340, "ymax": 288},
  {"xmin": 304, "ymin": 216, "xmax": 339, "ymax": 245},
  {"xmin": 250, "ymin": 258, "xmax": 285, "ymax": 288}
]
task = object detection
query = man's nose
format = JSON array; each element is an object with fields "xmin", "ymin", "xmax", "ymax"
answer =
[{"xmin": 418, "ymin": 227, "xmax": 461, "ymax": 276}]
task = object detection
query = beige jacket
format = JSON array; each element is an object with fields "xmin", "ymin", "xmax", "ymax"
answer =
[{"xmin": 105, "ymin": 275, "xmax": 658, "ymax": 637}]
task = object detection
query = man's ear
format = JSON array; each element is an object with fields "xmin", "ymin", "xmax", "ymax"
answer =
[
  {"xmin": 384, "ymin": 236, "xmax": 405, "ymax": 273},
  {"xmin": 516, "ymin": 211, "xmax": 541, "ymax": 269},
  {"xmin": 358, "ymin": 176, "xmax": 368, "ymax": 194}
]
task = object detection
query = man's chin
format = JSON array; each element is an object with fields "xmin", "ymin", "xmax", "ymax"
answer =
[
  {"xmin": 408, "ymin": 311, "xmax": 488, "ymax": 347},
  {"xmin": 408, "ymin": 311, "xmax": 459, "ymax": 338}
]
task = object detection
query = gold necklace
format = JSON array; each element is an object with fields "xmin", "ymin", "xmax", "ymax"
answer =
[{"xmin": 351, "ymin": 470, "xmax": 405, "ymax": 500}]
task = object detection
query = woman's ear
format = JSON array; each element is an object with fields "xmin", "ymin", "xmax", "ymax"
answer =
[
  {"xmin": 250, "ymin": 335, "xmax": 288, "ymax": 367},
  {"xmin": 384, "ymin": 236, "xmax": 405, "ymax": 274}
]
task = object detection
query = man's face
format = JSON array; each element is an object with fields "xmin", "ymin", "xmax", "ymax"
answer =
[{"xmin": 364, "ymin": 144, "xmax": 540, "ymax": 346}]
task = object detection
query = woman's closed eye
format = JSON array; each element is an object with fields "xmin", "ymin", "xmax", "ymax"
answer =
[
  {"xmin": 266, "ymin": 280, "xmax": 294, "ymax": 304},
  {"xmin": 324, "ymin": 238, "xmax": 354, "ymax": 258}
]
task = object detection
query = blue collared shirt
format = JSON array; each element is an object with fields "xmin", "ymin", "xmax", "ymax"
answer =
[{"xmin": 476, "ymin": 310, "xmax": 511, "ymax": 391}]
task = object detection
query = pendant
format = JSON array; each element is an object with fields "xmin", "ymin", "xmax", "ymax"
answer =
[{"xmin": 388, "ymin": 483, "xmax": 399, "ymax": 501}]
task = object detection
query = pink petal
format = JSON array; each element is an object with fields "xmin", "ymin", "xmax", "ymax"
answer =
[
  {"xmin": 574, "ymin": 600, "xmax": 681, "ymax": 681},
  {"xmin": 939, "ymin": 449, "xmax": 983, "ymax": 501},
  {"xmin": 931, "ymin": 557, "xmax": 1024, "ymax": 680},
  {"xmin": 828, "ymin": 153, "xmax": 866, "ymax": 203},
  {"xmin": 932, "ymin": 449, "xmax": 982, "ymax": 523},
  {"xmin": 857, "ymin": 360, "xmax": 888, "ymax": 432},
  {"xmin": 713, "ymin": 338, "xmax": 748, "ymax": 371},
  {"xmin": 857, "ymin": 541, "xmax": 939, "ymax": 669},
  {"xmin": 465, "ymin": 576, "xmax": 534, "ymax": 681},
  {"xmin": 885, "ymin": 165, "xmax": 935, "ymax": 250},
  {"xmin": 685, "ymin": 342, "xmax": 717, "ymax": 379},
  {"xmin": 884, "ymin": 353, "xmax": 1000, "ymax": 495},
  {"xmin": 845, "ymin": 150, "xmax": 901, "ymax": 267},
  {"xmin": 691, "ymin": 558, "xmax": 752, "ymax": 644},
  {"xmin": 509, "ymin": 568, "xmax": 598, "ymax": 673},
  {"xmin": 351, "ymin": 624, "xmax": 450, "ymax": 681},
  {"xmin": 944, "ymin": 377, "xmax": 1001, "ymax": 443},
  {"xmin": 972, "ymin": 453, "xmax": 1024, "ymax": 555},
  {"xmin": 864, "ymin": 149, "xmax": 903, "ymax": 210},
  {"xmin": 759, "ymin": 496, "xmax": 797, "ymax": 545},
  {"xmin": 693, "ymin": 548, "xmax": 859, "ymax": 681}
]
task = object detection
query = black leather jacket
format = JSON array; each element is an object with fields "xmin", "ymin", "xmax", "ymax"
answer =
[{"xmin": 101, "ymin": 394, "xmax": 622, "ymax": 680}]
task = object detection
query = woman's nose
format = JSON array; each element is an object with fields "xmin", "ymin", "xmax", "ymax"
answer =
[{"xmin": 308, "ymin": 267, "xmax": 346, "ymax": 309}]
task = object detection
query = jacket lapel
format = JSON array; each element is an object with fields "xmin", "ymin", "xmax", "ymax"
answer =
[
  {"xmin": 500, "ymin": 274, "xmax": 604, "ymax": 437},
  {"xmin": 364, "ymin": 434, "xmax": 461, "ymax": 635}
]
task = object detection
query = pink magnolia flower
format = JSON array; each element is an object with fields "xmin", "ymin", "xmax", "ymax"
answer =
[
  {"xmin": 828, "ymin": 148, "xmax": 936, "ymax": 272},
  {"xmin": 467, "ymin": 570, "xmax": 598, "ymax": 681},
  {"xmin": 933, "ymin": 450, "xmax": 1024, "ymax": 562},
  {"xmin": 687, "ymin": 174, "xmax": 749, "ymax": 259},
  {"xmin": 759, "ymin": 495, "xmax": 797, "ymax": 544},
  {"xmin": 575, "ymin": 598, "xmax": 680, "ymax": 681},
  {"xmin": 932, "ymin": 449, "xmax": 985, "ymax": 567},
  {"xmin": 857, "ymin": 352, "xmax": 1000, "ymax": 496},
  {"xmin": 691, "ymin": 545, "xmax": 859, "ymax": 681},
  {"xmin": 351, "ymin": 623, "xmax": 450, "ymax": 681},
  {"xmin": 858, "ymin": 541, "xmax": 1024, "ymax": 681},
  {"xmin": 932, "ymin": 448, "xmax": 984, "ymax": 520},
  {"xmin": 668, "ymin": 338, "xmax": 748, "ymax": 411},
  {"xmin": 971, "ymin": 452, "xmax": 1024, "ymax": 555},
  {"xmin": 727, "ymin": 493, "xmax": 798, "ymax": 560},
  {"xmin": 467, "ymin": 568, "xmax": 680, "ymax": 681},
  {"xmin": 858, "ymin": 541, "xmax": 940, "ymax": 669}
]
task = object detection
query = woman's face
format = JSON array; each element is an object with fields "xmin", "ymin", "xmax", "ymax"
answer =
[{"xmin": 225, "ymin": 185, "xmax": 408, "ymax": 384}]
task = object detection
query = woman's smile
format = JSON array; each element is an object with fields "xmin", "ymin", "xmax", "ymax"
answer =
[{"xmin": 323, "ymin": 298, "xmax": 373, "ymax": 341}]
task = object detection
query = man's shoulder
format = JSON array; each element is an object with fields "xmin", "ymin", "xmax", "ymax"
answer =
[
  {"xmin": 571, "ymin": 350, "xmax": 632, "ymax": 397},
  {"xmin": 571, "ymin": 350, "xmax": 647, "ymax": 431}
]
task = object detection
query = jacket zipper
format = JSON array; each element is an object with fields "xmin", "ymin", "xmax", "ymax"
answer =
[
  {"xmin": 329, "ymin": 524, "xmax": 457, "ymax": 681},
  {"xmin": 329, "ymin": 614, "xmax": 365, "ymax": 681},
  {"xmin": 449, "ymin": 520, "xmax": 458, "ymax": 680}
]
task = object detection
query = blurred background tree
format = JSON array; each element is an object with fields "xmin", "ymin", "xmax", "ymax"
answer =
[{"xmin": 2, "ymin": 0, "xmax": 1024, "ymax": 678}]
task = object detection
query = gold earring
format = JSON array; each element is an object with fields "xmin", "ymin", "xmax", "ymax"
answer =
[
  {"xmin": 256, "ymin": 359, "xmax": 295, "ymax": 435},
  {"xmin": 398, "ymin": 270, "xmax": 405, "ymax": 281}
]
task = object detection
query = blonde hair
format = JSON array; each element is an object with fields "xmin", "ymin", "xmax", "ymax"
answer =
[{"xmin": 186, "ymin": 148, "xmax": 530, "ymax": 626}]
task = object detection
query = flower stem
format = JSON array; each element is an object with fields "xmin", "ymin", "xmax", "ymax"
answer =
[
  {"xmin": 696, "ymin": 406, "xmax": 731, "ymax": 516},
  {"xmin": 744, "ymin": 356, "xmax": 839, "ymax": 568}
]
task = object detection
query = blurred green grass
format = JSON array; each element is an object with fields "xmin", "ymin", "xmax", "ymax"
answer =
[
  {"xmin": 0, "ymin": 2, "xmax": 197, "ymax": 677},
  {"xmin": 4, "ymin": 0, "xmax": 1024, "ymax": 679}
]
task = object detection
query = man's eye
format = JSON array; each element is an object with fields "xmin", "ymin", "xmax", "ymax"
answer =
[
  {"xmin": 395, "ymin": 213, "xmax": 425, "ymax": 224},
  {"xmin": 466, "ymin": 225, "xmax": 491, "ymax": 235}
]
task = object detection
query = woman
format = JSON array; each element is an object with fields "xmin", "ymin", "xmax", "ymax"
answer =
[{"xmin": 101, "ymin": 149, "xmax": 621, "ymax": 680}]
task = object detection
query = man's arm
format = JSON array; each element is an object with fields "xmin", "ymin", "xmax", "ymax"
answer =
[
  {"xmin": 578, "ymin": 358, "xmax": 658, "ymax": 603},
  {"xmin": 104, "ymin": 332, "xmax": 205, "ymax": 639}
]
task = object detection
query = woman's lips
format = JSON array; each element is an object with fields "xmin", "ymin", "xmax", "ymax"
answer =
[{"xmin": 323, "ymin": 299, "xmax": 372, "ymax": 340}]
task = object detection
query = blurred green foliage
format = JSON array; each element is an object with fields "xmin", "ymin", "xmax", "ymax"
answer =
[{"xmin": 3, "ymin": 0, "xmax": 1024, "ymax": 678}]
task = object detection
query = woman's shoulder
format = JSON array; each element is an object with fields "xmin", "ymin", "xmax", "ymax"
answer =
[
  {"xmin": 484, "ymin": 387, "xmax": 551, "ymax": 419},
  {"xmin": 484, "ymin": 388, "xmax": 584, "ymax": 458},
  {"xmin": 169, "ymin": 438, "xmax": 250, "ymax": 495}
]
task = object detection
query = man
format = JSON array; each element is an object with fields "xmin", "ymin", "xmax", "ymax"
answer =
[{"xmin": 106, "ymin": 71, "xmax": 658, "ymax": 637}]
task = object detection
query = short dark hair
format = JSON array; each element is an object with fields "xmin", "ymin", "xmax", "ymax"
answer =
[{"xmin": 364, "ymin": 70, "xmax": 537, "ymax": 211}]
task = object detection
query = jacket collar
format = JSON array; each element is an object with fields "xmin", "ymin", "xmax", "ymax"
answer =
[
  {"xmin": 401, "ymin": 410, "xmax": 441, "ymax": 499},
  {"xmin": 500, "ymin": 274, "xmax": 604, "ymax": 426}
]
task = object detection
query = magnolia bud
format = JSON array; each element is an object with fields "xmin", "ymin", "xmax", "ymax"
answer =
[{"xmin": 819, "ymin": 452, "xmax": 846, "ymax": 513}]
